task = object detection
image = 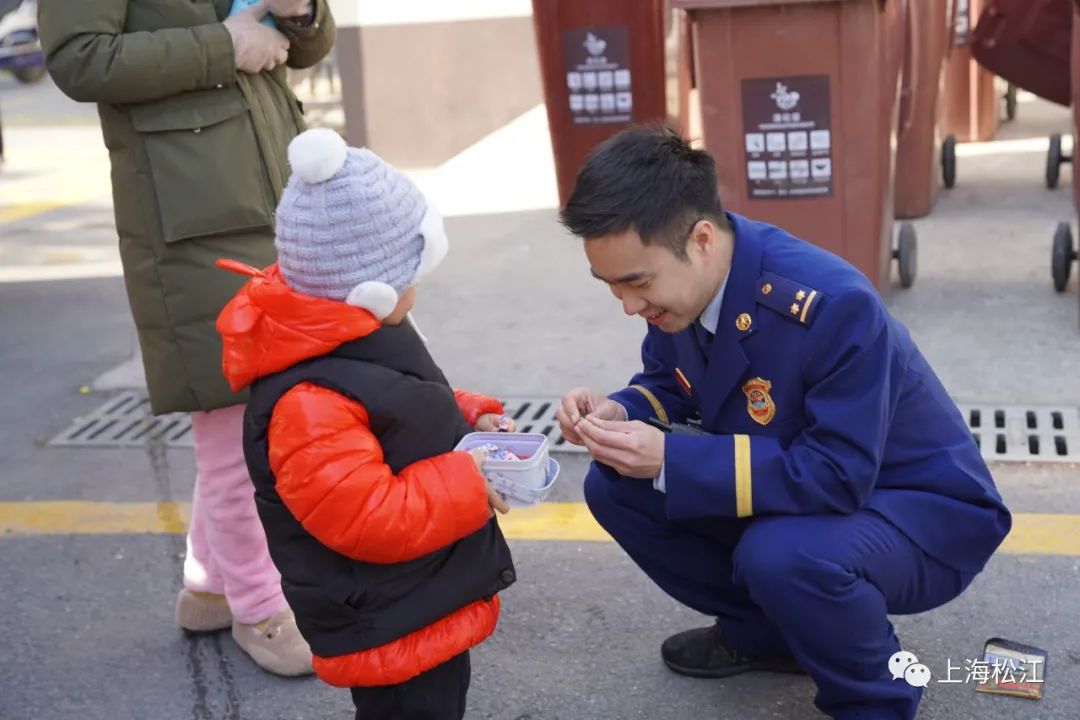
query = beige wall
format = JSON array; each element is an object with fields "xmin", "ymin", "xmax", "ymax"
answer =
[{"xmin": 336, "ymin": 13, "xmax": 543, "ymax": 168}]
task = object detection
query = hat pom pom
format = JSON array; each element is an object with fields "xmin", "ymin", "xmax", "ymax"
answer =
[
  {"xmin": 345, "ymin": 281, "xmax": 400, "ymax": 321},
  {"xmin": 288, "ymin": 128, "xmax": 348, "ymax": 184}
]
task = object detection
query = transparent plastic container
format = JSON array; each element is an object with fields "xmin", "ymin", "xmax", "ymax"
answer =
[{"xmin": 454, "ymin": 432, "xmax": 561, "ymax": 508}]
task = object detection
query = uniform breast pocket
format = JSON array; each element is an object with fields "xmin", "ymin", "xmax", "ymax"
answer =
[{"xmin": 129, "ymin": 89, "xmax": 274, "ymax": 243}]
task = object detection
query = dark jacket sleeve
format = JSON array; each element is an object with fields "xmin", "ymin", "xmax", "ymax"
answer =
[
  {"xmin": 609, "ymin": 326, "xmax": 696, "ymax": 424},
  {"xmin": 276, "ymin": 0, "xmax": 336, "ymax": 70},
  {"xmin": 38, "ymin": 0, "xmax": 237, "ymax": 104},
  {"xmin": 664, "ymin": 288, "xmax": 899, "ymax": 520}
]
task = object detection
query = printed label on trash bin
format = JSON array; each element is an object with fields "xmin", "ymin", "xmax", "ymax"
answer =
[
  {"xmin": 955, "ymin": 0, "xmax": 970, "ymax": 45},
  {"xmin": 563, "ymin": 26, "xmax": 632, "ymax": 125},
  {"xmin": 742, "ymin": 75, "xmax": 832, "ymax": 200}
]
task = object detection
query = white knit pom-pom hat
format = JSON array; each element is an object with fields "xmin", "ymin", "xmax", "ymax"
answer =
[{"xmin": 273, "ymin": 128, "xmax": 449, "ymax": 320}]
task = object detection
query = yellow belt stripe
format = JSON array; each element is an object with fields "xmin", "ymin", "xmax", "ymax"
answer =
[
  {"xmin": 734, "ymin": 434, "xmax": 753, "ymax": 518},
  {"xmin": 627, "ymin": 385, "xmax": 669, "ymax": 423},
  {"xmin": 800, "ymin": 290, "xmax": 818, "ymax": 324}
]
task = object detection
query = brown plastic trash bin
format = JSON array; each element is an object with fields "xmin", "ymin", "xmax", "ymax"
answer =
[
  {"xmin": 532, "ymin": 0, "xmax": 667, "ymax": 206},
  {"xmin": 673, "ymin": 0, "xmax": 913, "ymax": 291},
  {"xmin": 972, "ymin": 0, "xmax": 1073, "ymax": 108},
  {"xmin": 895, "ymin": 0, "xmax": 956, "ymax": 219},
  {"xmin": 673, "ymin": 7, "xmax": 696, "ymax": 137},
  {"xmin": 941, "ymin": 0, "xmax": 1001, "ymax": 142},
  {"xmin": 1049, "ymin": 0, "xmax": 1080, "ymax": 315}
]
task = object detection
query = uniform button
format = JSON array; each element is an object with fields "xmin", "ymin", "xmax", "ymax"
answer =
[
  {"xmin": 216, "ymin": 84, "xmax": 223, "ymax": 89},
  {"xmin": 500, "ymin": 569, "xmax": 516, "ymax": 584},
  {"xmin": 762, "ymin": 282, "xmax": 772, "ymax": 295},
  {"xmin": 193, "ymin": 128, "xmax": 201, "ymax": 134}
]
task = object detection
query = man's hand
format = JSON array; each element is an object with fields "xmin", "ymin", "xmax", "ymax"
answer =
[
  {"xmin": 474, "ymin": 413, "xmax": 516, "ymax": 433},
  {"xmin": 555, "ymin": 387, "xmax": 627, "ymax": 446},
  {"xmin": 576, "ymin": 416, "xmax": 665, "ymax": 479},
  {"xmin": 224, "ymin": 2, "xmax": 291, "ymax": 74},
  {"xmin": 266, "ymin": 0, "xmax": 314, "ymax": 18}
]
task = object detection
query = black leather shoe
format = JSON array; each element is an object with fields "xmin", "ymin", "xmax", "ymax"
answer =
[{"xmin": 661, "ymin": 624, "xmax": 806, "ymax": 679}]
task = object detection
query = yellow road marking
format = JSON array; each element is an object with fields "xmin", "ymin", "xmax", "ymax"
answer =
[
  {"xmin": 997, "ymin": 513, "xmax": 1080, "ymax": 556},
  {"xmin": 501, "ymin": 501, "xmax": 612, "ymax": 542},
  {"xmin": 0, "ymin": 501, "xmax": 190, "ymax": 536},
  {"xmin": 1, "ymin": 502, "xmax": 1077, "ymax": 556},
  {"xmin": 0, "ymin": 202, "xmax": 66, "ymax": 225}
]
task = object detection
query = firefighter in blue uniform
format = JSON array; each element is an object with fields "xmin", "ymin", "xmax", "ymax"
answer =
[{"xmin": 555, "ymin": 126, "xmax": 1011, "ymax": 720}]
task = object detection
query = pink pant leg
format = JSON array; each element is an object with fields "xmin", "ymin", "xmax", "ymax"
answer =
[
  {"xmin": 183, "ymin": 480, "xmax": 225, "ymax": 595},
  {"xmin": 185, "ymin": 404, "xmax": 287, "ymax": 624}
]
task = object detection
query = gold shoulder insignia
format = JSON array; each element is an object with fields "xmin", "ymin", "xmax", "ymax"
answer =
[{"xmin": 755, "ymin": 272, "xmax": 825, "ymax": 327}]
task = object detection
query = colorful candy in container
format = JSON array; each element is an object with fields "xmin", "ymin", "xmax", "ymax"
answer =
[
  {"xmin": 454, "ymin": 432, "xmax": 560, "ymax": 508},
  {"xmin": 479, "ymin": 443, "xmax": 527, "ymax": 462}
]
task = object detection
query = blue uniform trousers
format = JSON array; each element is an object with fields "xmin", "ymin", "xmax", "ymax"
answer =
[{"xmin": 585, "ymin": 463, "xmax": 976, "ymax": 720}]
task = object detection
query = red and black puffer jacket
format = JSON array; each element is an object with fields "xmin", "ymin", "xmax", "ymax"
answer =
[{"xmin": 216, "ymin": 261, "xmax": 515, "ymax": 687}]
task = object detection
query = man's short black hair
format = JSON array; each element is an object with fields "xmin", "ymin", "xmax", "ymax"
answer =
[{"xmin": 560, "ymin": 124, "xmax": 728, "ymax": 258}]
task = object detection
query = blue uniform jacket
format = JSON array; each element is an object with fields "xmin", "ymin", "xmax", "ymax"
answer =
[{"xmin": 610, "ymin": 213, "xmax": 1011, "ymax": 574}]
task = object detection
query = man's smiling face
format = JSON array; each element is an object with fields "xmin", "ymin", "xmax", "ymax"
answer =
[{"xmin": 585, "ymin": 221, "xmax": 726, "ymax": 334}]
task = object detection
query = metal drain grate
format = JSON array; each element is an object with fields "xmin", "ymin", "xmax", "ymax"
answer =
[
  {"xmin": 48, "ymin": 392, "xmax": 586, "ymax": 452},
  {"xmin": 501, "ymin": 397, "xmax": 586, "ymax": 453},
  {"xmin": 957, "ymin": 404, "xmax": 1080, "ymax": 463},
  {"xmin": 50, "ymin": 392, "xmax": 1080, "ymax": 463},
  {"xmin": 49, "ymin": 391, "xmax": 193, "ymax": 448}
]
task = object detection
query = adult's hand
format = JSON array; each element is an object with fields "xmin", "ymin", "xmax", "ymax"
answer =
[
  {"xmin": 576, "ymin": 416, "xmax": 664, "ymax": 479},
  {"xmin": 555, "ymin": 387, "xmax": 627, "ymax": 446},
  {"xmin": 224, "ymin": 2, "xmax": 290, "ymax": 74}
]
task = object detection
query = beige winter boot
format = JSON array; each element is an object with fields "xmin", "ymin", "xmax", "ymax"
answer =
[
  {"xmin": 231, "ymin": 607, "xmax": 314, "ymax": 677},
  {"xmin": 175, "ymin": 589, "xmax": 232, "ymax": 633}
]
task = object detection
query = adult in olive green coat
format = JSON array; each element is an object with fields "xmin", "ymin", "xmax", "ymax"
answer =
[
  {"xmin": 40, "ymin": 0, "xmax": 335, "ymax": 414},
  {"xmin": 39, "ymin": 0, "xmax": 336, "ymax": 677}
]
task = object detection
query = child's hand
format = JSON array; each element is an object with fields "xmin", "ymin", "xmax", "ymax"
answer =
[
  {"xmin": 469, "ymin": 447, "xmax": 488, "ymax": 470},
  {"xmin": 474, "ymin": 413, "xmax": 516, "ymax": 432},
  {"xmin": 486, "ymin": 484, "xmax": 510, "ymax": 515},
  {"xmin": 467, "ymin": 448, "xmax": 510, "ymax": 514}
]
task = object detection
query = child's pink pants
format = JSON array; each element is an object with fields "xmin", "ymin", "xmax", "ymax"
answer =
[{"xmin": 182, "ymin": 404, "xmax": 286, "ymax": 624}]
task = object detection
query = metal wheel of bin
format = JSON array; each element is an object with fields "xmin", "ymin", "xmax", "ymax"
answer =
[
  {"xmin": 1003, "ymin": 83, "xmax": 1018, "ymax": 122},
  {"xmin": 1046, "ymin": 134, "xmax": 1072, "ymax": 189},
  {"xmin": 941, "ymin": 134, "xmax": 957, "ymax": 189},
  {"xmin": 894, "ymin": 222, "xmax": 918, "ymax": 289},
  {"xmin": 1052, "ymin": 222, "xmax": 1076, "ymax": 293}
]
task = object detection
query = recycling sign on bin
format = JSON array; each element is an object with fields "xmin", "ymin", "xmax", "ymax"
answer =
[
  {"xmin": 562, "ymin": 26, "xmax": 633, "ymax": 125},
  {"xmin": 741, "ymin": 75, "xmax": 833, "ymax": 200}
]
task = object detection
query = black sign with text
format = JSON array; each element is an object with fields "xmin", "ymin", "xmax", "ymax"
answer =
[{"xmin": 741, "ymin": 75, "xmax": 833, "ymax": 200}]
